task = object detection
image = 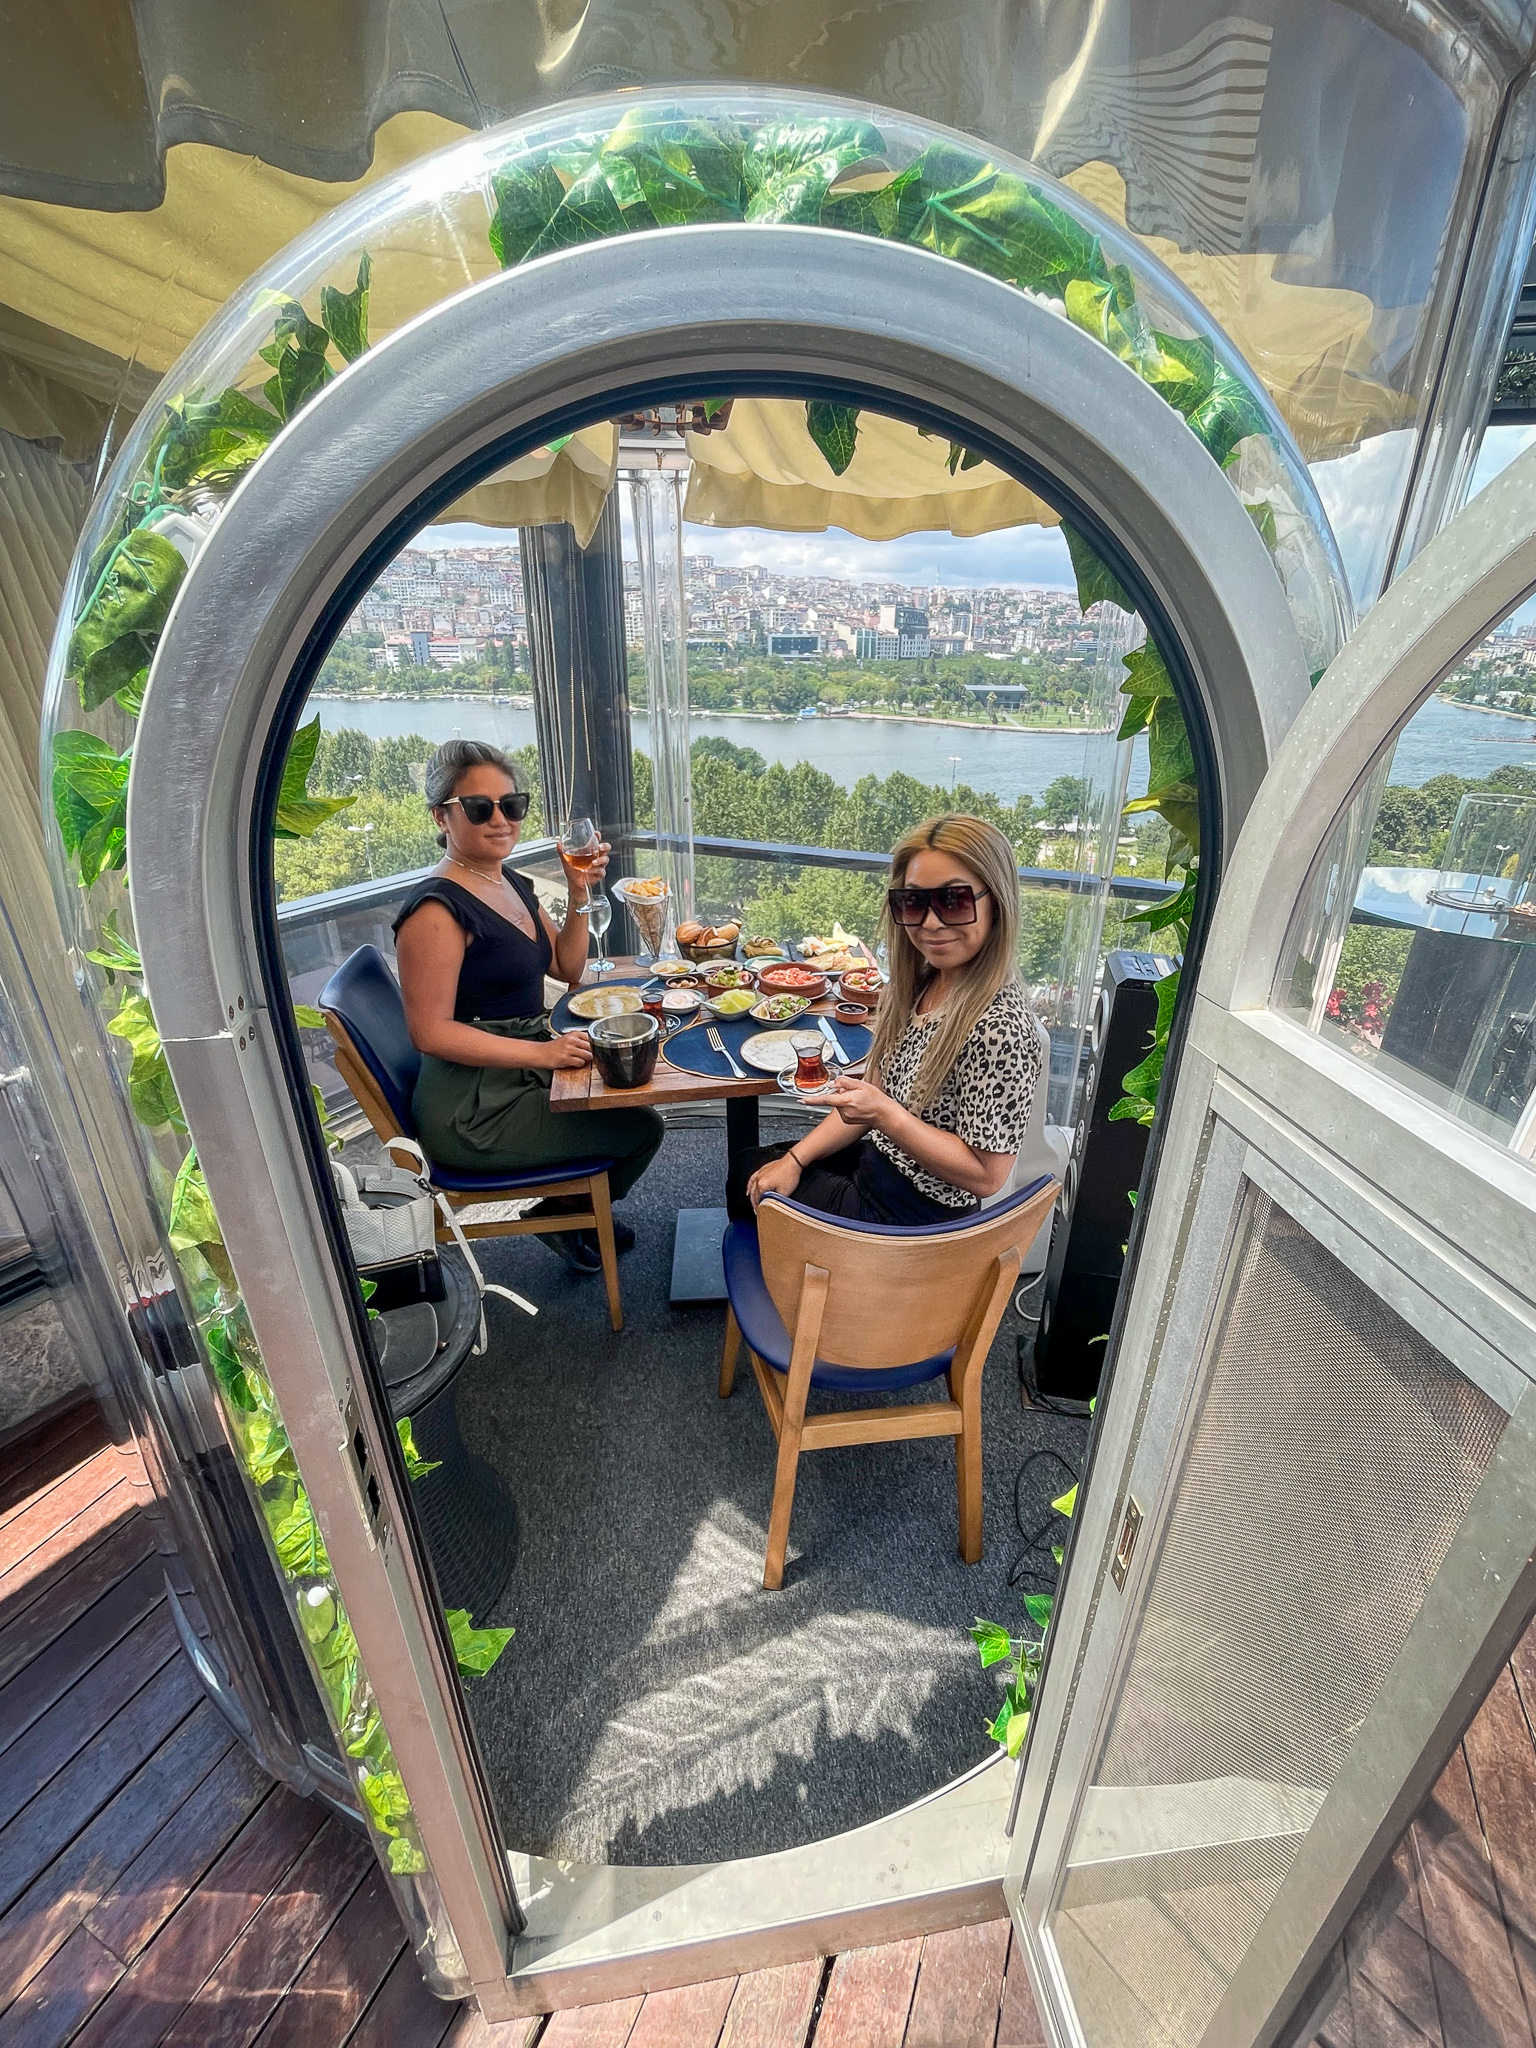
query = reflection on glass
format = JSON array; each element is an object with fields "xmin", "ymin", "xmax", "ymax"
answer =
[{"xmin": 1274, "ymin": 614, "xmax": 1536, "ymax": 1164}]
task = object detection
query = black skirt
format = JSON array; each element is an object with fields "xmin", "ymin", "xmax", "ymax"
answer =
[{"xmin": 726, "ymin": 1135, "xmax": 967, "ymax": 1227}]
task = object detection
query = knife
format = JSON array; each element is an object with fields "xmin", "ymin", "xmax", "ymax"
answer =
[{"xmin": 818, "ymin": 1015, "xmax": 848, "ymax": 1064}]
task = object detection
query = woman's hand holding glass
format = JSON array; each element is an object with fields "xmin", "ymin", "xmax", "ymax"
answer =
[
  {"xmin": 557, "ymin": 817, "xmax": 610, "ymax": 899},
  {"xmin": 826, "ymin": 1071, "xmax": 893, "ymax": 1132}
]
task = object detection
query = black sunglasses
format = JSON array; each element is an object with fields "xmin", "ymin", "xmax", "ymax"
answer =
[
  {"xmin": 441, "ymin": 793, "xmax": 530, "ymax": 825},
  {"xmin": 887, "ymin": 882, "xmax": 991, "ymax": 927}
]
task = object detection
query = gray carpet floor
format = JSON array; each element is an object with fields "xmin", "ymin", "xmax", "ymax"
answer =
[{"xmin": 433, "ymin": 1121, "xmax": 1088, "ymax": 1868}]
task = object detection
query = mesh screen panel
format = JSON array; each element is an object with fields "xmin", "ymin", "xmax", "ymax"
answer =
[{"xmin": 1048, "ymin": 1192, "xmax": 1505, "ymax": 2048}]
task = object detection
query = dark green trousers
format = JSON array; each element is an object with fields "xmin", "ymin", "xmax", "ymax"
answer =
[{"xmin": 411, "ymin": 1015, "xmax": 664, "ymax": 1200}]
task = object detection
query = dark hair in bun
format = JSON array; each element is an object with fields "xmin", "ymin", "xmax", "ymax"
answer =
[{"xmin": 423, "ymin": 739, "xmax": 520, "ymax": 848}]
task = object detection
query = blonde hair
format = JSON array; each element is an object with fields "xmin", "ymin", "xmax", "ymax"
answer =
[{"xmin": 869, "ymin": 814, "xmax": 1021, "ymax": 1113}]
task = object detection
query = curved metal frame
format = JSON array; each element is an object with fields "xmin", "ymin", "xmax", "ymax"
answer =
[
  {"xmin": 1009, "ymin": 445, "xmax": 1536, "ymax": 2048},
  {"xmin": 128, "ymin": 223, "xmax": 1309, "ymax": 2014}
]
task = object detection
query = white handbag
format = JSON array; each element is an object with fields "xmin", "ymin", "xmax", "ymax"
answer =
[{"xmin": 332, "ymin": 1138, "xmax": 535, "ymax": 1348}]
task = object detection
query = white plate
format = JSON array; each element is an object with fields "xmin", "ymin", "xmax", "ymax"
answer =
[
  {"xmin": 567, "ymin": 987, "xmax": 642, "ymax": 1021},
  {"xmin": 740, "ymin": 1029, "xmax": 812, "ymax": 1074},
  {"xmin": 749, "ymin": 996, "xmax": 811, "ymax": 1024}
]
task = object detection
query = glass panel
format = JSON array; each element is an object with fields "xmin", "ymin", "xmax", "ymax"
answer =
[
  {"xmin": 1045, "ymin": 1190, "xmax": 1506, "ymax": 2048},
  {"xmin": 1273, "ymin": 607, "xmax": 1536, "ymax": 1165}
]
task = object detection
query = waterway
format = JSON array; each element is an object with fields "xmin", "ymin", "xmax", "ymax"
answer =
[{"xmin": 312, "ymin": 692, "xmax": 1536, "ymax": 797}]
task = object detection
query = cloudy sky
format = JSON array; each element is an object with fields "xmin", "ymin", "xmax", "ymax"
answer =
[{"xmin": 418, "ymin": 509, "xmax": 1077, "ymax": 588}]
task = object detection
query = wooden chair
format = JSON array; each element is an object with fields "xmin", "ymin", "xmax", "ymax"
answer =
[
  {"xmin": 318, "ymin": 946, "xmax": 624, "ymax": 1331},
  {"xmin": 719, "ymin": 1175, "xmax": 1059, "ymax": 1589}
]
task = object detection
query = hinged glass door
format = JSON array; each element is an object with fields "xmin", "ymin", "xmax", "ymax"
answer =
[{"xmin": 1006, "ymin": 444, "xmax": 1536, "ymax": 2048}]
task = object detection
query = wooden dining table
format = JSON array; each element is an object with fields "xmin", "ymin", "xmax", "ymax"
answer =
[{"xmin": 548, "ymin": 959, "xmax": 867, "ymax": 1301}]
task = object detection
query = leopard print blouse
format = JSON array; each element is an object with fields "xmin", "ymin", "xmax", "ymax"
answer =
[{"xmin": 870, "ymin": 979, "xmax": 1041, "ymax": 1208}]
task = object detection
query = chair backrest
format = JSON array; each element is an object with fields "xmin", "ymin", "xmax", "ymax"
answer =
[
  {"xmin": 758, "ymin": 1174, "xmax": 1059, "ymax": 1369},
  {"xmin": 318, "ymin": 946, "xmax": 421, "ymax": 1139}
]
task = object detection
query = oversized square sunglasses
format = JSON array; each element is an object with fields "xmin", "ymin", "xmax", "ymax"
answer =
[
  {"xmin": 887, "ymin": 882, "xmax": 991, "ymax": 926},
  {"xmin": 439, "ymin": 793, "xmax": 531, "ymax": 825}
]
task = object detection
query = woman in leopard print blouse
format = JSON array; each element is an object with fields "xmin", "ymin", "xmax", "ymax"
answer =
[{"xmin": 729, "ymin": 815, "xmax": 1041, "ymax": 1226}]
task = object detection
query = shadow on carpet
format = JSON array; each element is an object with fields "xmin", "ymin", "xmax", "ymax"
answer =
[{"xmin": 443, "ymin": 1125, "xmax": 1088, "ymax": 1868}]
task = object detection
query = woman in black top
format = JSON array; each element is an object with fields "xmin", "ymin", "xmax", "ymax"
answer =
[{"xmin": 393, "ymin": 741, "xmax": 663, "ymax": 1271}]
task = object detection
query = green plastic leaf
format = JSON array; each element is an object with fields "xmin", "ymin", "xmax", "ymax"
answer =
[
  {"xmin": 445, "ymin": 1608, "xmax": 516, "ymax": 1676},
  {"xmin": 873, "ymin": 143, "xmax": 1103, "ymax": 294},
  {"xmin": 147, "ymin": 388, "xmax": 280, "ymax": 493},
  {"xmin": 272, "ymin": 1490, "xmax": 329, "ymax": 1575},
  {"xmin": 85, "ymin": 908, "xmax": 142, "ymax": 983},
  {"xmin": 168, "ymin": 1147, "xmax": 222, "ymax": 1257},
  {"xmin": 970, "ymin": 1619, "xmax": 1015, "ymax": 1669},
  {"xmin": 1127, "ymin": 871, "xmax": 1197, "ymax": 941},
  {"xmin": 1116, "ymin": 641, "xmax": 1175, "ymax": 741},
  {"xmin": 1052, "ymin": 1484, "xmax": 1078, "ymax": 1518},
  {"xmin": 1006, "ymin": 1705, "xmax": 1031, "ymax": 1757},
  {"xmin": 488, "ymin": 150, "xmax": 570, "ymax": 266},
  {"xmin": 1144, "ymin": 331, "xmax": 1216, "ymax": 419},
  {"xmin": 107, "ymin": 992, "xmax": 185, "ymax": 1131},
  {"xmin": 1062, "ymin": 524, "xmax": 1131, "ymax": 614},
  {"xmin": 1108, "ymin": 1092, "xmax": 1156, "ymax": 1126},
  {"xmin": 67, "ymin": 529, "xmax": 185, "ymax": 711},
  {"xmin": 1147, "ymin": 698, "xmax": 1196, "ymax": 796},
  {"xmin": 358, "ymin": 1764, "xmax": 413, "ymax": 1835},
  {"xmin": 805, "ymin": 400, "xmax": 859, "ymax": 476},
  {"xmin": 987, "ymin": 1696, "xmax": 1016, "ymax": 1746},
  {"xmin": 397, "ymin": 1417, "xmax": 441, "ymax": 1481},
  {"xmin": 205, "ymin": 1313, "xmax": 258, "ymax": 1412},
  {"xmin": 275, "ymin": 716, "xmax": 355, "ymax": 838},
  {"xmin": 743, "ymin": 115, "xmax": 884, "ymax": 225},
  {"xmin": 320, "ymin": 253, "xmax": 371, "ymax": 364},
  {"xmin": 945, "ymin": 442, "xmax": 985, "ymax": 475},
  {"xmin": 1051, "ymin": 1543, "xmax": 1065, "ymax": 1568},
  {"xmin": 1187, "ymin": 360, "xmax": 1269, "ymax": 468},
  {"xmin": 1022, "ymin": 1591, "xmax": 1055, "ymax": 1631},
  {"xmin": 292, "ymin": 1004, "xmax": 326, "ymax": 1030},
  {"xmin": 388, "ymin": 1835, "xmax": 428, "ymax": 1874},
  {"xmin": 1245, "ymin": 499, "xmax": 1278, "ymax": 551},
  {"xmin": 259, "ymin": 299, "xmax": 333, "ymax": 421}
]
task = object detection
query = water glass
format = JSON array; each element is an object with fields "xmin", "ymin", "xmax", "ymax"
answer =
[{"xmin": 587, "ymin": 890, "xmax": 614, "ymax": 973}]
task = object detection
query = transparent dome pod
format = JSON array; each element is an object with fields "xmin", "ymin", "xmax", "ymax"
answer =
[{"xmin": 37, "ymin": 87, "xmax": 1352, "ymax": 1991}]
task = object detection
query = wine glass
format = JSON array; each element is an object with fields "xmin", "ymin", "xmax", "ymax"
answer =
[
  {"xmin": 587, "ymin": 889, "xmax": 615, "ymax": 974},
  {"xmin": 558, "ymin": 816, "xmax": 600, "ymax": 905}
]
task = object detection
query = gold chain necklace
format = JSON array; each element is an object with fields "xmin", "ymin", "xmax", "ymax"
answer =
[{"xmin": 446, "ymin": 855, "xmax": 506, "ymax": 887}]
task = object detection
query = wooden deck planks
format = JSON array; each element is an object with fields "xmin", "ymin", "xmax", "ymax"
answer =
[
  {"xmin": 716, "ymin": 1960, "xmax": 823, "ymax": 2048},
  {"xmin": 0, "ymin": 1515, "xmax": 158, "ymax": 1691},
  {"xmin": 248, "ymin": 1866, "xmax": 407, "ymax": 2048},
  {"xmin": 814, "ymin": 1939, "xmax": 923, "ymax": 2048},
  {"xmin": 0, "ymin": 1604, "xmax": 179, "ymax": 1832},
  {"xmin": 0, "ymin": 1923, "xmax": 123, "ymax": 2048},
  {"xmin": 346, "ymin": 1945, "xmax": 460, "ymax": 2048},
  {"xmin": 0, "ymin": 1406, "xmax": 107, "ymax": 1525},
  {"xmin": 0, "ymin": 1463, "xmax": 134, "ymax": 1611},
  {"xmin": 538, "ymin": 1995, "xmax": 644, "ymax": 2047},
  {"xmin": 624, "ymin": 1976, "xmax": 736, "ymax": 2048},
  {"xmin": 1411, "ymin": 1743, "xmax": 1535, "ymax": 2048},
  {"xmin": 994, "ymin": 1932, "xmax": 1049, "ymax": 2048},
  {"xmin": 0, "ymin": 1702, "xmax": 235, "ymax": 2011},
  {"xmin": 154, "ymin": 1813, "xmax": 375, "ymax": 2048},
  {"xmin": 67, "ymin": 1786, "xmax": 329, "ymax": 2048},
  {"xmin": 904, "ymin": 1921, "xmax": 1011, "ymax": 2048},
  {"xmin": 85, "ymin": 1740, "xmax": 274, "ymax": 1965},
  {"xmin": 0, "ymin": 1553, "xmax": 165, "ymax": 1755},
  {"xmin": 0, "ymin": 1655, "xmax": 204, "ymax": 1918}
]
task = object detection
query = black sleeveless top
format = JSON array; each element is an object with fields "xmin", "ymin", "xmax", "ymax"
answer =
[{"xmin": 392, "ymin": 867, "xmax": 553, "ymax": 1022}]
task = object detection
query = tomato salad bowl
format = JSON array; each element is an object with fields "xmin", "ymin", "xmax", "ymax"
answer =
[{"xmin": 754, "ymin": 964, "xmax": 829, "ymax": 1003}]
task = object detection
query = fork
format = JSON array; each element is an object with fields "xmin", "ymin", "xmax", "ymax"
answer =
[{"xmin": 707, "ymin": 1025, "xmax": 747, "ymax": 1080}]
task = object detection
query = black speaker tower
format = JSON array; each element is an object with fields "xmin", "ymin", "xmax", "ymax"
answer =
[{"xmin": 1029, "ymin": 950, "xmax": 1178, "ymax": 1403}]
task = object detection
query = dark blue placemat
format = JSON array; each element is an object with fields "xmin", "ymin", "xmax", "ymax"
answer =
[
  {"xmin": 549, "ymin": 974, "xmax": 654, "ymax": 1034},
  {"xmin": 662, "ymin": 1013, "xmax": 872, "ymax": 1079}
]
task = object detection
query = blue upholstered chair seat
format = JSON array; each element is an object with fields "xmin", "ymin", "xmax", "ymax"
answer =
[
  {"xmin": 722, "ymin": 1221, "xmax": 951, "ymax": 1391},
  {"xmin": 318, "ymin": 946, "xmax": 617, "ymax": 1189}
]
